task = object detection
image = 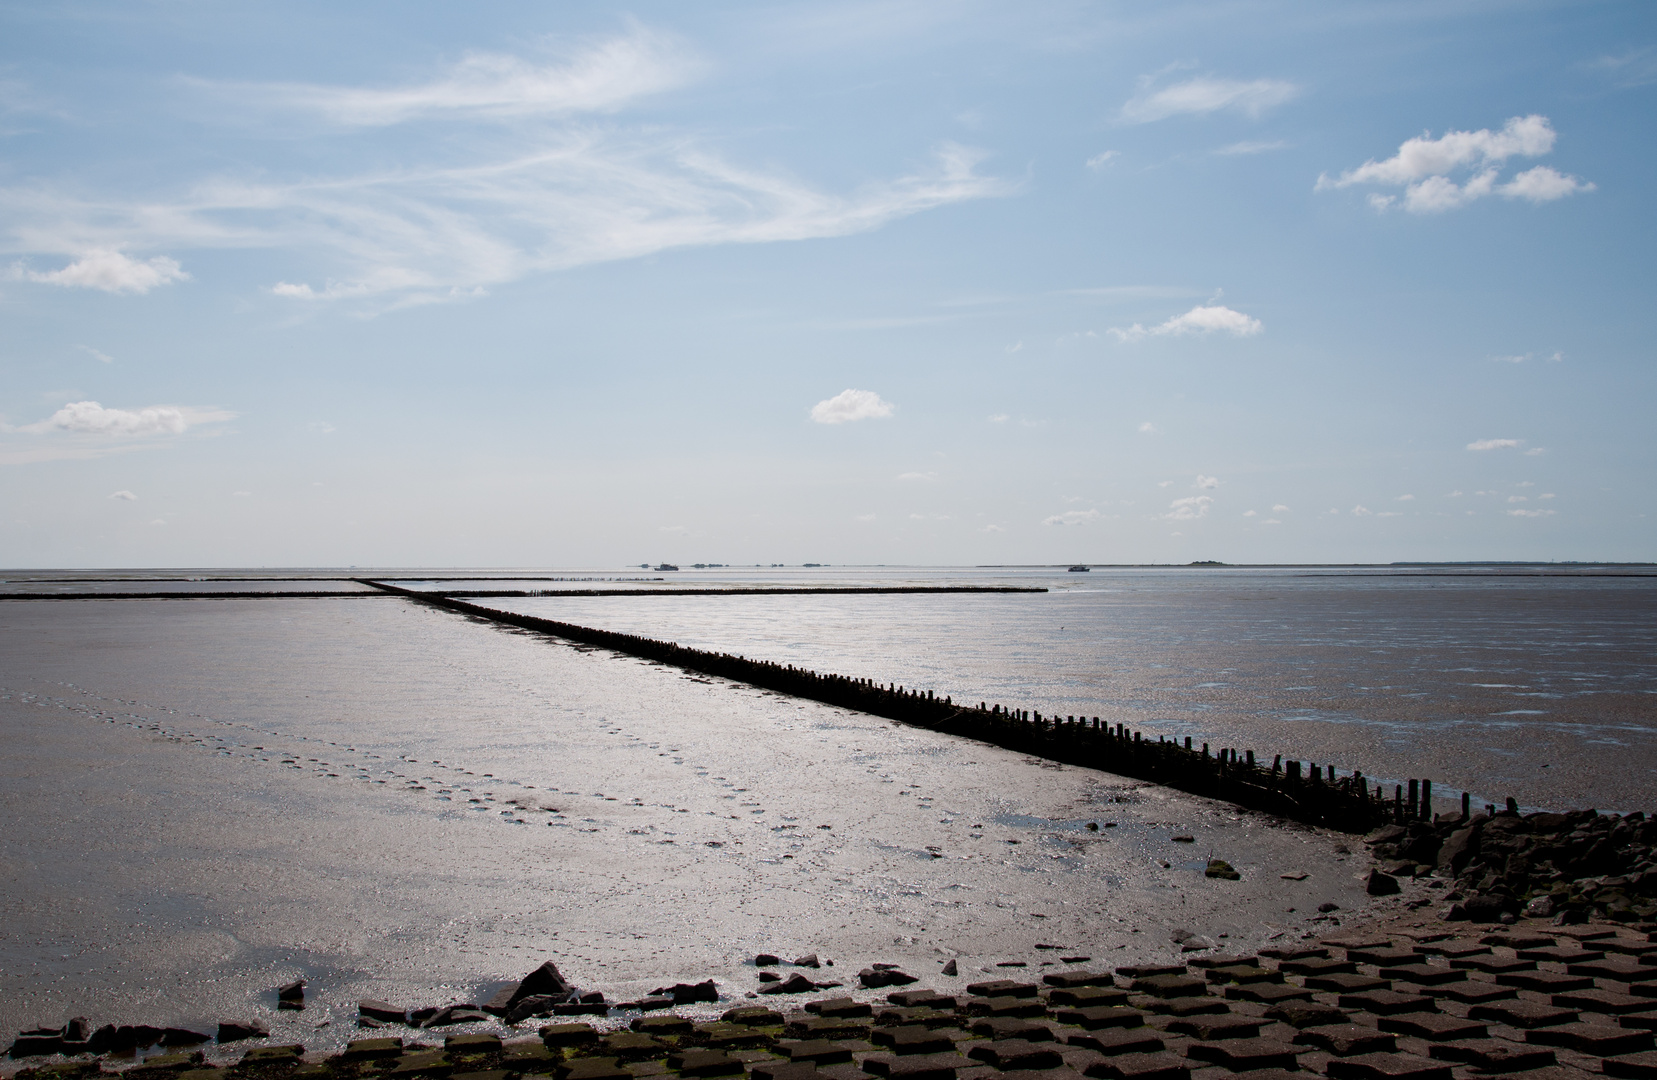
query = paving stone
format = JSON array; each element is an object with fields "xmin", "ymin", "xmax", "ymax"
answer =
[
  {"xmin": 1293, "ymin": 1024, "xmax": 1397, "ymax": 1056},
  {"xmin": 541, "ymin": 1024, "xmax": 601, "ymax": 1047},
  {"xmin": 1063, "ymin": 1031, "xmax": 1164, "ymax": 1057},
  {"xmin": 1324, "ymin": 937, "xmax": 1395, "ymax": 951},
  {"xmin": 447, "ymin": 1034, "xmax": 503, "ymax": 1052},
  {"xmin": 693, "ymin": 1022, "xmax": 773, "ymax": 1049},
  {"xmin": 450, "ymin": 1070, "xmax": 508, "ymax": 1080},
  {"xmin": 1223, "ymin": 982, "xmax": 1311, "ymax": 1005},
  {"xmin": 969, "ymin": 1019, "xmax": 1053, "ymax": 1042},
  {"xmin": 664, "ymin": 1050, "xmax": 744, "ymax": 1078},
  {"xmin": 1181, "ymin": 1037, "xmax": 1300, "ymax": 1071},
  {"xmin": 1412, "ymin": 941, "xmax": 1489, "ymax": 960},
  {"xmin": 1134, "ymin": 998, "xmax": 1226, "ymax": 1018},
  {"xmin": 1601, "ymin": 939, "xmax": 1657, "ymax": 957},
  {"xmin": 1347, "ymin": 948, "xmax": 1421, "ymax": 967},
  {"xmin": 968, "ymin": 981, "xmax": 1040, "ymax": 999},
  {"xmin": 599, "ymin": 1033, "xmax": 665, "ymax": 1061},
  {"xmin": 964, "ymin": 997, "xmax": 1047, "ymax": 1019},
  {"xmin": 748, "ymin": 1065, "xmax": 837, "ymax": 1080},
  {"xmin": 1337, "ymin": 991, "xmax": 1438, "ymax": 1016},
  {"xmin": 1620, "ymin": 1010, "xmax": 1657, "ymax": 1031},
  {"xmin": 1521, "ymin": 945, "xmax": 1603, "ymax": 963},
  {"xmin": 1324, "ymin": 1052, "xmax": 1453, "ymax": 1080},
  {"xmin": 871, "ymin": 1028, "xmax": 956, "ymax": 1056},
  {"xmin": 1044, "ymin": 972, "xmax": 1117, "ymax": 989},
  {"xmin": 1185, "ymin": 955, "xmax": 1259, "ymax": 971},
  {"xmin": 861, "ymin": 1052, "xmax": 973, "ymax": 1080},
  {"xmin": 1384, "ymin": 964, "xmax": 1464, "ymax": 987},
  {"xmin": 807, "ymin": 999, "xmax": 875, "ymax": 1019},
  {"xmin": 1079, "ymin": 1051, "xmax": 1189, "ymax": 1080},
  {"xmin": 1307, "ymin": 973, "xmax": 1392, "ymax": 993},
  {"xmin": 241, "ymin": 1046, "xmax": 305, "ymax": 1065},
  {"xmin": 1164, "ymin": 1017, "xmax": 1262, "ymax": 1041},
  {"xmin": 1115, "ymin": 966, "xmax": 1187, "ymax": 980},
  {"xmin": 558, "ymin": 1058, "xmax": 631, "ymax": 1080},
  {"xmin": 1425, "ymin": 1039, "xmax": 1556, "ymax": 1072},
  {"xmin": 1603, "ymin": 1050, "xmax": 1657, "ymax": 1079},
  {"xmin": 1480, "ymin": 933, "xmax": 1556, "ymax": 950},
  {"xmin": 1128, "ymin": 976, "xmax": 1208, "ymax": 999},
  {"xmin": 1048, "ymin": 988, "xmax": 1130, "ymax": 1008},
  {"xmin": 1469, "ymin": 1000, "xmax": 1580, "ymax": 1029},
  {"xmin": 1266, "ymin": 1002, "xmax": 1349, "ymax": 1029},
  {"xmin": 1259, "ymin": 947, "xmax": 1330, "ymax": 962},
  {"xmin": 1280, "ymin": 957, "xmax": 1357, "ymax": 977},
  {"xmin": 342, "ymin": 1037, "xmax": 407, "ymax": 1061},
  {"xmin": 1497, "ymin": 971, "xmax": 1597, "ymax": 993},
  {"xmin": 1452, "ymin": 955, "xmax": 1537, "ymax": 974},
  {"xmin": 1377, "ymin": 1014, "xmax": 1487, "ymax": 1041},
  {"xmin": 776, "ymin": 1040, "xmax": 855, "ymax": 1064},
  {"xmin": 966, "ymin": 1039, "xmax": 1067, "ymax": 1071},
  {"xmin": 721, "ymin": 1008, "xmax": 784, "ymax": 1028},
  {"xmin": 1552, "ymin": 987, "xmax": 1654, "ymax": 1014},
  {"xmin": 1524, "ymin": 1022, "xmax": 1656, "ymax": 1056},
  {"xmin": 1201, "ymin": 965, "xmax": 1279, "ymax": 986},
  {"xmin": 503, "ymin": 1039, "xmax": 558, "ymax": 1065},
  {"xmin": 877, "ymin": 1008, "xmax": 957, "ymax": 1030},
  {"xmin": 1418, "ymin": 980, "xmax": 1516, "ymax": 1005},
  {"xmin": 1568, "ymin": 958, "xmax": 1657, "ymax": 981},
  {"xmin": 788, "ymin": 1018, "xmax": 871, "ymax": 1040},
  {"xmin": 888, "ymin": 992, "xmax": 958, "ymax": 1011},
  {"xmin": 1050, "ymin": 1008, "xmax": 1146, "ymax": 1031},
  {"xmin": 995, "ymin": 1069, "xmax": 1087, "ymax": 1080}
]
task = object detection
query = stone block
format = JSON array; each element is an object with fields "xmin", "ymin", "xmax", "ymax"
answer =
[
  {"xmin": 1525, "ymin": 1022, "xmax": 1655, "ymax": 1056},
  {"xmin": 1182, "ymin": 1037, "xmax": 1300, "ymax": 1071},
  {"xmin": 1324, "ymin": 1051, "xmax": 1453, "ymax": 1080},
  {"xmin": 1292, "ymin": 1024, "xmax": 1397, "ymax": 1056},
  {"xmin": 1376, "ymin": 1014, "xmax": 1487, "ymax": 1041}
]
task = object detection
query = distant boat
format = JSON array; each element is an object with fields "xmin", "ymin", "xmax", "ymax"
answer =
[
  {"xmin": 655, "ymin": 563, "xmax": 680, "ymax": 572},
  {"xmin": 1068, "ymin": 564, "xmax": 1090, "ymax": 572}
]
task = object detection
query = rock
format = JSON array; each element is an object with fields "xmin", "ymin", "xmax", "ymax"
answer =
[
  {"xmin": 277, "ymin": 979, "xmax": 307, "ymax": 1001},
  {"xmin": 1366, "ymin": 825, "xmax": 1407, "ymax": 846},
  {"xmin": 1364, "ymin": 870, "xmax": 1401, "ymax": 896},
  {"xmin": 505, "ymin": 995, "xmax": 561, "ymax": 1024},
  {"xmin": 651, "ymin": 980, "xmax": 719, "ymax": 1005},
  {"xmin": 1172, "ymin": 836, "xmax": 1195, "ymax": 843},
  {"xmin": 1318, "ymin": 902, "xmax": 1340, "ymax": 913},
  {"xmin": 8, "ymin": 1032, "xmax": 63, "ymax": 1058},
  {"xmin": 758, "ymin": 972, "xmax": 781, "ymax": 983},
  {"xmin": 1524, "ymin": 895, "xmax": 1555, "ymax": 918},
  {"xmin": 941, "ymin": 960, "xmax": 958, "ymax": 977},
  {"xmin": 217, "ymin": 1021, "xmax": 270, "ymax": 1043},
  {"xmin": 62, "ymin": 1018, "xmax": 91, "ymax": 1043},
  {"xmin": 160, "ymin": 1028, "xmax": 211, "ymax": 1046},
  {"xmin": 759, "ymin": 973, "xmax": 818, "ymax": 995},
  {"xmin": 793, "ymin": 954, "xmax": 821, "ymax": 968},
  {"xmin": 755, "ymin": 955, "xmax": 781, "ymax": 967},
  {"xmin": 860, "ymin": 967, "xmax": 919, "ymax": 989},
  {"xmin": 1437, "ymin": 826, "xmax": 1479, "ymax": 874},
  {"xmin": 1280, "ymin": 871, "xmax": 1309, "ymax": 881},
  {"xmin": 508, "ymin": 961, "xmax": 573, "ymax": 1010},
  {"xmin": 481, "ymin": 986, "xmax": 518, "ymax": 1016},
  {"xmin": 358, "ymin": 1001, "xmax": 406, "ymax": 1025},
  {"xmin": 1205, "ymin": 860, "xmax": 1240, "ymax": 881},
  {"xmin": 420, "ymin": 1005, "xmax": 490, "ymax": 1028},
  {"xmin": 85, "ymin": 1025, "xmax": 119, "ymax": 1053}
]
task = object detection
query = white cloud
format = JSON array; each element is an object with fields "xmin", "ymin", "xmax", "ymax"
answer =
[
  {"xmin": 1500, "ymin": 166, "xmax": 1595, "ymax": 203},
  {"xmin": 1243, "ymin": 509, "xmax": 1256, "ymax": 517},
  {"xmin": 1158, "ymin": 480, "xmax": 1173, "ymax": 488},
  {"xmin": 1524, "ymin": 447, "xmax": 1546, "ymax": 456},
  {"xmin": 1120, "ymin": 76, "xmax": 1298, "ymax": 124},
  {"xmin": 233, "ymin": 490, "xmax": 251, "ymax": 497},
  {"xmin": 11, "ymin": 250, "xmax": 189, "ymax": 294},
  {"xmin": 1085, "ymin": 151, "xmax": 1119, "ymax": 171},
  {"xmin": 1396, "ymin": 494, "xmax": 1414, "ymax": 501},
  {"xmin": 1043, "ymin": 509, "xmax": 1100, "ymax": 526},
  {"xmin": 980, "ymin": 524, "xmax": 1003, "ymax": 533},
  {"xmin": 658, "ymin": 524, "xmax": 688, "ymax": 534},
  {"xmin": 1467, "ymin": 437, "xmax": 1521, "ymax": 451},
  {"xmin": 221, "ymin": 25, "xmax": 696, "ymax": 126},
  {"xmin": 1446, "ymin": 490, "xmax": 1463, "ymax": 497},
  {"xmin": 1592, "ymin": 48, "xmax": 1657, "ymax": 89},
  {"xmin": 988, "ymin": 414, "xmax": 1009, "ymax": 424},
  {"xmin": 1507, "ymin": 495, "xmax": 1528, "ymax": 503},
  {"xmin": 19, "ymin": 400, "xmax": 235, "ymax": 437},
  {"xmin": 1539, "ymin": 493, "xmax": 1555, "ymax": 500},
  {"xmin": 107, "ymin": 490, "xmax": 137, "ymax": 501},
  {"xmin": 1272, "ymin": 504, "xmax": 1289, "ymax": 512},
  {"xmin": 1138, "ymin": 421, "xmax": 1156, "ymax": 433},
  {"xmin": 895, "ymin": 471, "xmax": 936, "ymax": 482},
  {"xmin": 1194, "ymin": 474, "xmax": 1220, "ymax": 490},
  {"xmin": 1508, "ymin": 508, "xmax": 1556, "ymax": 518},
  {"xmin": 1166, "ymin": 495, "xmax": 1212, "ymax": 520},
  {"xmin": 1319, "ymin": 115, "xmax": 1592, "ymax": 214},
  {"xmin": 1214, "ymin": 140, "xmax": 1287, "ymax": 156},
  {"xmin": 1351, "ymin": 505, "xmax": 1373, "ymax": 516},
  {"xmin": 1494, "ymin": 353, "xmax": 1529, "ymax": 364},
  {"xmin": 1263, "ymin": 518, "xmax": 1282, "ymax": 525},
  {"xmin": 1110, "ymin": 304, "xmax": 1262, "ymax": 341},
  {"xmin": 811, "ymin": 388, "xmax": 894, "ymax": 424},
  {"xmin": 77, "ymin": 345, "xmax": 114, "ymax": 363}
]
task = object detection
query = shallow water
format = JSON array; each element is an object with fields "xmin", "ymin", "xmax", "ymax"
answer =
[{"xmin": 0, "ymin": 592, "xmax": 1368, "ymax": 1054}]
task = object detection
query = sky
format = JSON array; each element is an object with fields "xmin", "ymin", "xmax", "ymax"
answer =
[{"xmin": 1, "ymin": 0, "xmax": 1653, "ymax": 567}]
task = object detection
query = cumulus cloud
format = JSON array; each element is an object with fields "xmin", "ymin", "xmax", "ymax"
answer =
[
  {"xmin": 811, "ymin": 388, "xmax": 894, "ymax": 424},
  {"xmin": 107, "ymin": 490, "xmax": 137, "ymax": 501},
  {"xmin": 11, "ymin": 250, "xmax": 189, "ymax": 294},
  {"xmin": 1043, "ymin": 509, "xmax": 1100, "ymax": 526},
  {"xmin": 1194, "ymin": 474, "xmax": 1220, "ymax": 490},
  {"xmin": 1110, "ymin": 304, "xmax": 1262, "ymax": 341},
  {"xmin": 1396, "ymin": 494, "xmax": 1415, "ymax": 501},
  {"xmin": 1351, "ymin": 505, "xmax": 1373, "ymax": 516},
  {"xmin": 1120, "ymin": 76, "xmax": 1298, "ymax": 124},
  {"xmin": 1166, "ymin": 495, "xmax": 1212, "ymax": 520},
  {"xmin": 895, "ymin": 471, "xmax": 936, "ymax": 482},
  {"xmin": 1508, "ymin": 508, "xmax": 1556, "ymax": 518},
  {"xmin": 1272, "ymin": 504, "xmax": 1289, "ymax": 512},
  {"xmin": 21, "ymin": 400, "xmax": 234, "ymax": 437},
  {"xmin": 1318, "ymin": 115, "xmax": 1593, "ymax": 213},
  {"xmin": 1467, "ymin": 437, "xmax": 1521, "ymax": 451},
  {"xmin": 1138, "ymin": 421, "xmax": 1156, "ymax": 433}
]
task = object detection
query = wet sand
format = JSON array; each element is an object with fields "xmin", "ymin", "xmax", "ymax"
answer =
[{"xmin": 0, "ymin": 596, "xmax": 1372, "ymax": 1054}]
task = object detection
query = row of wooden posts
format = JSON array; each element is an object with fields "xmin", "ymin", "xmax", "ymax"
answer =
[{"xmin": 366, "ymin": 581, "xmax": 1444, "ymax": 835}]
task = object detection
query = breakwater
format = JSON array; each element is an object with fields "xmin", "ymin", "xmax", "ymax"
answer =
[
  {"xmin": 425, "ymin": 586, "xmax": 1049, "ymax": 598},
  {"xmin": 363, "ymin": 582, "xmax": 1429, "ymax": 834}
]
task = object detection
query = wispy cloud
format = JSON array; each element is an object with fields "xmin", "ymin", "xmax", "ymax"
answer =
[
  {"xmin": 107, "ymin": 490, "xmax": 137, "ymax": 501},
  {"xmin": 1138, "ymin": 421, "xmax": 1156, "ymax": 433},
  {"xmin": 1085, "ymin": 150, "xmax": 1119, "ymax": 171},
  {"xmin": 77, "ymin": 345, "xmax": 114, "ymax": 363},
  {"xmin": 811, "ymin": 388, "xmax": 894, "ymax": 424},
  {"xmin": 896, "ymin": 471, "xmax": 937, "ymax": 482},
  {"xmin": 227, "ymin": 24, "xmax": 697, "ymax": 126},
  {"xmin": 1590, "ymin": 48, "xmax": 1657, "ymax": 89},
  {"xmin": 1318, "ymin": 115, "xmax": 1593, "ymax": 213},
  {"xmin": 1110, "ymin": 303, "xmax": 1261, "ymax": 341},
  {"xmin": 19, "ymin": 400, "xmax": 234, "ymax": 437},
  {"xmin": 9, "ymin": 250, "xmax": 189, "ymax": 294},
  {"xmin": 1508, "ymin": 508, "xmax": 1556, "ymax": 518},
  {"xmin": 1165, "ymin": 495, "xmax": 1212, "ymax": 520},
  {"xmin": 1214, "ymin": 140, "xmax": 1287, "ymax": 156},
  {"xmin": 1467, "ymin": 437, "xmax": 1521, "ymax": 451},
  {"xmin": 1120, "ymin": 75, "xmax": 1298, "ymax": 124},
  {"xmin": 1043, "ymin": 509, "xmax": 1100, "ymax": 526}
]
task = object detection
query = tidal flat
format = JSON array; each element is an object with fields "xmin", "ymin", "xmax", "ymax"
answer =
[{"xmin": 0, "ymin": 596, "xmax": 1371, "ymax": 1055}]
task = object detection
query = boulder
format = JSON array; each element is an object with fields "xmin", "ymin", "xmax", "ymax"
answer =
[
  {"xmin": 1524, "ymin": 895, "xmax": 1556, "ymax": 918},
  {"xmin": 793, "ymin": 954, "xmax": 821, "ymax": 968},
  {"xmin": 510, "ymin": 961, "xmax": 574, "ymax": 1008},
  {"xmin": 1364, "ymin": 870, "xmax": 1401, "ymax": 896},
  {"xmin": 277, "ymin": 979, "xmax": 306, "ymax": 1001},
  {"xmin": 420, "ymin": 1005, "xmax": 490, "ymax": 1028},
  {"xmin": 1205, "ymin": 860, "xmax": 1241, "ymax": 881},
  {"xmin": 941, "ymin": 960, "xmax": 958, "ymax": 977},
  {"xmin": 63, "ymin": 1018, "xmax": 92, "ymax": 1043},
  {"xmin": 217, "ymin": 1021, "xmax": 270, "ymax": 1043},
  {"xmin": 755, "ymin": 955, "xmax": 781, "ymax": 967},
  {"xmin": 759, "ymin": 974, "xmax": 818, "ymax": 995},
  {"xmin": 358, "ymin": 1000, "xmax": 406, "ymax": 1025},
  {"xmin": 652, "ymin": 980, "xmax": 719, "ymax": 1005},
  {"xmin": 1437, "ymin": 826, "xmax": 1479, "ymax": 874},
  {"xmin": 160, "ymin": 1028, "xmax": 211, "ymax": 1047},
  {"xmin": 505, "ymin": 996, "xmax": 561, "ymax": 1024},
  {"xmin": 859, "ymin": 968, "xmax": 919, "ymax": 989}
]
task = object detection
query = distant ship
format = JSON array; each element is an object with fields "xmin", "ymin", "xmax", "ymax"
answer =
[
  {"xmin": 655, "ymin": 563, "xmax": 680, "ymax": 571},
  {"xmin": 1068, "ymin": 564, "xmax": 1090, "ymax": 572}
]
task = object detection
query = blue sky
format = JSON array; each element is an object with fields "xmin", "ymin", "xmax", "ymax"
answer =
[{"xmin": 1, "ymin": 1, "xmax": 1652, "ymax": 567}]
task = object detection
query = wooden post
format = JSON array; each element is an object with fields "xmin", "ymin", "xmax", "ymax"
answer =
[
  {"xmin": 1461, "ymin": 791, "xmax": 1471, "ymax": 820},
  {"xmin": 1408, "ymin": 779, "xmax": 1419, "ymax": 820},
  {"xmin": 1421, "ymin": 779, "xmax": 1432, "ymax": 820}
]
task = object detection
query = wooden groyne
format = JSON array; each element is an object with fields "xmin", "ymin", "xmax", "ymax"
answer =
[{"xmin": 364, "ymin": 581, "xmax": 1439, "ymax": 835}]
